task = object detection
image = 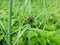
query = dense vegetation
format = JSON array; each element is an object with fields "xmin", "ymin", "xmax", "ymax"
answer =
[{"xmin": 0, "ymin": 0, "xmax": 60, "ymax": 45}]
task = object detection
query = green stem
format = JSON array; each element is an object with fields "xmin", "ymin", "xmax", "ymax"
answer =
[
  {"xmin": 28, "ymin": 25, "xmax": 30, "ymax": 45},
  {"xmin": 28, "ymin": 0, "xmax": 31, "ymax": 45},
  {"xmin": 8, "ymin": 0, "xmax": 12, "ymax": 45}
]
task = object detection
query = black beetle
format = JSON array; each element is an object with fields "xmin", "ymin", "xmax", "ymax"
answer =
[{"xmin": 28, "ymin": 17, "xmax": 34, "ymax": 24}]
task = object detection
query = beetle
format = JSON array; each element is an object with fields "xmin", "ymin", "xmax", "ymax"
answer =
[{"xmin": 28, "ymin": 17, "xmax": 34, "ymax": 24}]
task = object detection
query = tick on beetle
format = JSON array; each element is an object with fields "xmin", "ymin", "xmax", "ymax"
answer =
[{"xmin": 28, "ymin": 17, "xmax": 34, "ymax": 24}]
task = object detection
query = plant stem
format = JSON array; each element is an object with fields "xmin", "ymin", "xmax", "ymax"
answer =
[
  {"xmin": 8, "ymin": 0, "xmax": 12, "ymax": 45},
  {"xmin": 28, "ymin": 25, "xmax": 30, "ymax": 45}
]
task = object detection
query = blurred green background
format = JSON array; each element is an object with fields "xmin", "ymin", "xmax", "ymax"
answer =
[{"xmin": 0, "ymin": 0, "xmax": 60, "ymax": 45}]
